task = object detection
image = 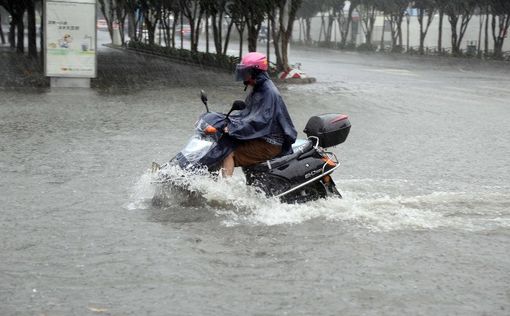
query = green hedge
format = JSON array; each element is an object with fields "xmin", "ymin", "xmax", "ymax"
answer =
[{"xmin": 127, "ymin": 41, "xmax": 240, "ymax": 72}]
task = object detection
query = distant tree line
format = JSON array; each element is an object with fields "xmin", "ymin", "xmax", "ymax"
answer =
[
  {"xmin": 1, "ymin": 0, "xmax": 509, "ymax": 68},
  {"xmin": 296, "ymin": 0, "xmax": 510, "ymax": 58},
  {"xmin": 96, "ymin": 0, "xmax": 302, "ymax": 71}
]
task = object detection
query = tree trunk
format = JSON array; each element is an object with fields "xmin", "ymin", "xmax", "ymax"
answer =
[
  {"xmin": 27, "ymin": 0, "xmax": 37, "ymax": 58},
  {"xmin": 180, "ymin": 12, "xmax": 183, "ymax": 49},
  {"xmin": 281, "ymin": 30, "xmax": 290, "ymax": 68},
  {"xmin": 205, "ymin": 13, "xmax": 209, "ymax": 53},
  {"xmin": 326, "ymin": 14, "xmax": 335, "ymax": 43},
  {"xmin": 418, "ymin": 8, "xmax": 434, "ymax": 55},
  {"xmin": 418, "ymin": 10, "xmax": 424, "ymax": 54},
  {"xmin": 127, "ymin": 11, "xmax": 136, "ymax": 41},
  {"xmin": 238, "ymin": 27, "xmax": 243, "ymax": 60},
  {"xmin": 116, "ymin": 7, "xmax": 127, "ymax": 45},
  {"xmin": 398, "ymin": 17, "xmax": 403, "ymax": 48},
  {"xmin": 492, "ymin": 14, "xmax": 510, "ymax": 58},
  {"xmin": 16, "ymin": 14, "xmax": 24, "ymax": 53},
  {"xmin": 298, "ymin": 18, "xmax": 302, "ymax": 42},
  {"xmin": 450, "ymin": 16, "xmax": 459, "ymax": 54},
  {"xmin": 269, "ymin": 8, "xmax": 282, "ymax": 70},
  {"xmin": 477, "ymin": 10, "xmax": 483, "ymax": 56},
  {"xmin": 457, "ymin": 16, "xmax": 474, "ymax": 53},
  {"xmin": 211, "ymin": 14, "xmax": 221, "ymax": 54},
  {"xmin": 389, "ymin": 19, "xmax": 396, "ymax": 48},
  {"xmin": 161, "ymin": 10, "xmax": 170, "ymax": 46},
  {"xmin": 267, "ymin": 19, "xmax": 270, "ymax": 64},
  {"xmin": 222, "ymin": 18, "xmax": 234, "ymax": 55},
  {"xmin": 276, "ymin": 0, "xmax": 300, "ymax": 71},
  {"xmin": 146, "ymin": 19, "xmax": 155, "ymax": 45},
  {"xmin": 318, "ymin": 14, "xmax": 325, "ymax": 42},
  {"xmin": 360, "ymin": 6, "xmax": 376, "ymax": 47},
  {"xmin": 305, "ymin": 17, "xmax": 311, "ymax": 44},
  {"xmin": 190, "ymin": 16, "xmax": 202, "ymax": 52},
  {"xmin": 380, "ymin": 16, "xmax": 386, "ymax": 51},
  {"xmin": 172, "ymin": 15, "xmax": 178, "ymax": 48},
  {"xmin": 438, "ymin": 9, "xmax": 443, "ymax": 53},
  {"xmin": 9, "ymin": 18, "xmax": 16, "ymax": 48},
  {"xmin": 341, "ymin": 6, "xmax": 355, "ymax": 47},
  {"xmin": 247, "ymin": 25, "xmax": 258, "ymax": 52},
  {"xmin": 184, "ymin": 4, "xmax": 203, "ymax": 53},
  {"xmin": 0, "ymin": 14, "xmax": 5, "ymax": 44},
  {"xmin": 484, "ymin": 10, "xmax": 489, "ymax": 55},
  {"xmin": 40, "ymin": 7, "xmax": 44, "ymax": 64}
]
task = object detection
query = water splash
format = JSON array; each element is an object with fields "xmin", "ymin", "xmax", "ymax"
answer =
[
  {"xmin": 127, "ymin": 172, "xmax": 510, "ymax": 231},
  {"xmin": 125, "ymin": 172, "xmax": 156, "ymax": 210}
]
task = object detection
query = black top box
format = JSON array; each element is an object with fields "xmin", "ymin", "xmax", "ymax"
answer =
[{"xmin": 303, "ymin": 113, "xmax": 351, "ymax": 148}]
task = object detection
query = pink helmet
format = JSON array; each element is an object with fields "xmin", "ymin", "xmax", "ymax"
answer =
[
  {"xmin": 241, "ymin": 52, "xmax": 268, "ymax": 71},
  {"xmin": 235, "ymin": 52, "xmax": 268, "ymax": 81}
]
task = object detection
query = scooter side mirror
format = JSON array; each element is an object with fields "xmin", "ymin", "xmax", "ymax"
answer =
[
  {"xmin": 200, "ymin": 90, "xmax": 209, "ymax": 112},
  {"xmin": 225, "ymin": 100, "xmax": 246, "ymax": 119},
  {"xmin": 231, "ymin": 100, "xmax": 246, "ymax": 111},
  {"xmin": 200, "ymin": 90, "xmax": 208, "ymax": 105}
]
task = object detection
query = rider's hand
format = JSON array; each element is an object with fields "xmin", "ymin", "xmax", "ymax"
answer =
[{"xmin": 223, "ymin": 126, "xmax": 229, "ymax": 133}]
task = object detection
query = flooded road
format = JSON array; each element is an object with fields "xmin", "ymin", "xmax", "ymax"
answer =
[{"xmin": 1, "ymin": 47, "xmax": 509, "ymax": 315}]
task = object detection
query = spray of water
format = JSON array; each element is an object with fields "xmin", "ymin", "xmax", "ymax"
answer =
[{"xmin": 127, "ymin": 169, "xmax": 510, "ymax": 232}]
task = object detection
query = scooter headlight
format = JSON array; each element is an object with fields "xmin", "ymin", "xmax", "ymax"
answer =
[{"xmin": 195, "ymin": 119, "xmax": 217, "ymax": 135}]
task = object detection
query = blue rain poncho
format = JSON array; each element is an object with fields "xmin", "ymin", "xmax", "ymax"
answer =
[{"xmin": 227, "ymin": 72, "xmax": 298, "ymax": 155}]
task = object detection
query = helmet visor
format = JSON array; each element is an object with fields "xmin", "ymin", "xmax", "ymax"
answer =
[{"xmin": 234, "ymin": 64, "xmax": 251, "ymax": 82}]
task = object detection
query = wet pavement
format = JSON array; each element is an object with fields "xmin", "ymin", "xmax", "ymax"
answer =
[{"xmin": 1, "ymin": 41, "xmax": 510, "ymax": 315}]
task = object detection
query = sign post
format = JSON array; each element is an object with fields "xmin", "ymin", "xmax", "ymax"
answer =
[{"xmin": 44, "ymin": 0, "xmax": 97, "ymax": 88}]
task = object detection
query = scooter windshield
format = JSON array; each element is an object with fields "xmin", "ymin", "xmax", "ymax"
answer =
[{"xmin": 180, "ymin": 135, "xmax": 215, "ymax": 166}]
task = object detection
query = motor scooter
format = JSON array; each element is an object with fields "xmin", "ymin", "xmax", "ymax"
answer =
[{"xmin": 151, "ymin": 91, "xmax": 351, "ymax": 204}]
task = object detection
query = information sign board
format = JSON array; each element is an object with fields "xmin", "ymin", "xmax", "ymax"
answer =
[{"xmin": 44, "ymin": 0, "xmax": 96, "ymax": 78}]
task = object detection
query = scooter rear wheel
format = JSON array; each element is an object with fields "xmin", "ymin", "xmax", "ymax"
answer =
[{"xmin": 280, "ymin": 181, "xmax": 327, "ymax": 204}]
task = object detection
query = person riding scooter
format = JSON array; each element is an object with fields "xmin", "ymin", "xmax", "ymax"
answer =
[{"xmin": 221, "ymin": 52, "xmax": 297, "ymax": 177}]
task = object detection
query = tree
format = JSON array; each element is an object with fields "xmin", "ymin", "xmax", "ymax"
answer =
[
  {"xmin": 379, "ymin": 0, "xmax": 409, "ymax": 52},
  {"xmin": 98, "ymin": 0, "xmax": 116, "ymax": 41},
  {"xmin": 160, "ymin": 0, "xmax": 179, "ymax": 48},
  {"xmin": 180, "ymin": 0, "xmax": 203, "ymax": 52},
  {"xmin": 268, "ymin": 0, "xmax": 302, "ymax": 71},
  {"xmin": 490, "ymin": 0, "xmax": 510, "ymax": 58},
  {"xmin": 444, "ymin": 0, "xmax": 477, "ymax": 55},
  {"xmin": 0, "ymin": 0, "xmax": 27, "ymax": 52},
  {"xmin": 476, "ymin": 0, "xmax": 490, "ymax": 56},
  {"xmin": 201, "ymin": 0, "xmax": 234, "ymax": 55},
  {"xmin": 98, "ymin": 0, "xmax": 129, "ymax": 45},
  {"xmin": 324, "ymin": 0, "xmax": 346, "ymax": 45},
  {"xmin": 414, "ymin": 0, "xmax": 436, "ymax": 54},
  {"xmin": 123, "ymin": 0, "xmax": 143, "ymax": 42},
  {"xmin": 241, "ymin": 0, "xmax": 267, "ymax": 52},
  {"xmin": 226, "ymin": 1, "xmax": 248, "ymax": 59},
  {"xmin": 357, "ymin": 0, "xmax": 377, "ymax": 47},
  {"xmin": 296, "ymin": 0, "xmax": 321, "ymax": 44},
  {"xmin": 341, "ymin": 0, "xmax": 359, "ymax": 47},
  {"xmin": 137, "ymin": 0, "xmax": 163, "ymax": 45}
]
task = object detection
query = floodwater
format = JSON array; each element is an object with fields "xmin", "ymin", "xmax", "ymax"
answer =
[{"xmin": 1, "ymin": 46, "xmax": 510, "ymax": 315}]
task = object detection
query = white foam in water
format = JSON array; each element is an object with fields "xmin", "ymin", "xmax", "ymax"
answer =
[
  {"xmin": 128, "ymin": 171, "xmax": 510, "ymax": 231},
  {"xmin": 126, "ymin": 172, "xmax": 156, "ymax": 210}
]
